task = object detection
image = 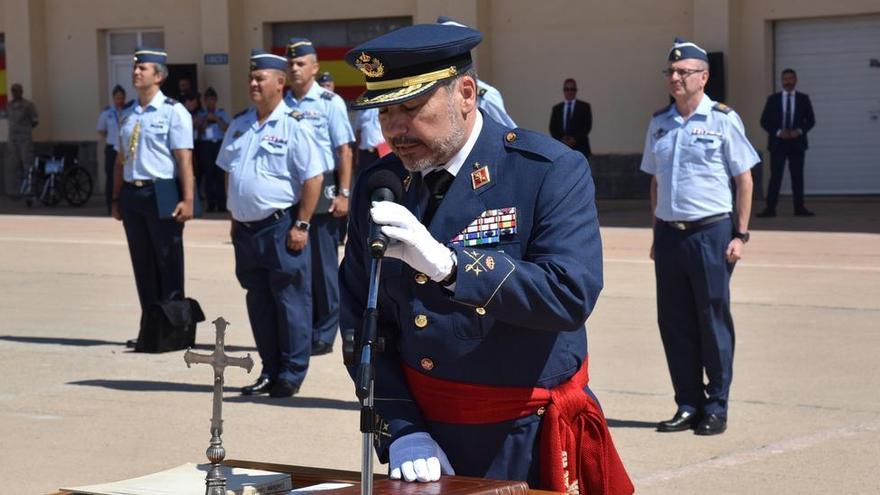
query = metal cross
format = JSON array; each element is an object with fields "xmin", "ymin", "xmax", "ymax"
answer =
[{"xmin": 184, "ymin": 317, "xmax": 254, "ymax": 495}]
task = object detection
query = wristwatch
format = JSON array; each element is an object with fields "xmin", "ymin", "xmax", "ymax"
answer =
[
  {"xmin": 294, "ymin": 219, "xmax": 310, "ymax": 231},
  {"xmin": 732, "ymin": 231, "xmax": 750, "ymax": 243},
  {"xmin": 339, "ymin": 188, "xmax": 351, "ymax": 198}
]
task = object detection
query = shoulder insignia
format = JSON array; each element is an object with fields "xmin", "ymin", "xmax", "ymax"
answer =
[
  {"xmin": 233, "ymin": 108, "xmax": 249, "ymax": 119},
  {"xmin": 289, "ymin": 110, "xmax": 304, "ymax": 121},
  {"xmin": 503, "ymin": 127, "xmax": 569, "ymax": 162},
  {"xmin": 712, "ymin": 102, "xmax": 732, "ymax": 114},
  {"xmin": 123, "ymin": 99, "xmax": 136, "ymax": 109},
  {"xmin": 164, "ymin": 97, "xmax": 180, "ymax": 106},
  {"xmin": 653, "ymin": 104, "xmax": 672, "ymax": 118},
  {"xmin": 478, "ymin": 87, "xmax": 488, "ymax": 97},
  {"xmin": 320, "ymin": 91, "xmax": 334, "ymax": 101}
]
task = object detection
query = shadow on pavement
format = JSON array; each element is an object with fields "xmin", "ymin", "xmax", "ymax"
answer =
[
  {"xmin": 226, "ymin": 395, "xmax": 360, "ymax": 410},
  {"xmin": 605, "ymin": 418, "xmax": 658, "ymax": 429},
  {"xmin": 0, "ymin": 335, "xmax": 255, "ymax": 353}
]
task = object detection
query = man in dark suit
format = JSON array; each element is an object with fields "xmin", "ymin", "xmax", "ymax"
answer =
[
  {"xmin": 339, "ymin": 24, "xmax": 632, "ymax": 494},
  {"xmin": 758, "ymin": 68, "xmax": 816, "ymax": 217},
  {"xmin": 549, "ymin": 78, "xmax": 592, "ymax": 157}
]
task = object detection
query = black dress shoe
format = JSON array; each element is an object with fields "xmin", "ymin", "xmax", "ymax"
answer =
[
  {"xmin": 126, "ymin": 338, "xmax": 138, "ymax": 349},
  {"xmin": 657, "ymin": 410, "xmax": 700, "ymax": 432},
  {"xmin": 756, "ymin": 209, "xmax": 776, "ymax": 218},
  {"xmin": 241, "ymin": 377, "xmax": 273, "ymax": 396},
  {"xmin": 794, "ymin": 208, "xmax": 815, "ymax": 217},
  {"xmin": 694, "ymin": 413, "xmax": 727, "ymax": 435},
  {"xmin": 269, "ymin": 379, "xmax": 300, "ymax": 398},
  {"xmin": 311, "ymin": 341, "xmax": 333, "ymax": 356}
]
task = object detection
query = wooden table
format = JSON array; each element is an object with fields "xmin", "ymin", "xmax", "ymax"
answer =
[{"xmin": 53, "ymin": 459, "xmax": 562, "ymax": 494}]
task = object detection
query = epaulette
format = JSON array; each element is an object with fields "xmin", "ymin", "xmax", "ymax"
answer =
[
  {"xmin": 233, "ymin": 108, "xmax": 249, "ymax": 119},
  {"xmin": 164, "ymin": 97, "xmax": 180, "ymax": 106},
  {"xmin": 124, "ymin": 99, "xmax": 136, "ymax": 109},
  {"xmin": 320, "ymin": 91, "xmax": 334, "ymax": 100},
  {"xmin": 288, "ymin": 109, "xmax": 304, "ymax": 121},
  {"xmin": 653, "ymin": 104, "xmax": 672, "ymax": 117},
  {"xmin": 712, "ymin": 102, "xmax": 732, "ymax": 114},
  {"xmin": 502, "ymin": 128, "xmax": 569, "ymax": 162},
  {"xmin": 478, "ymin": 87, "xmax": 488, "ymax": 97}
]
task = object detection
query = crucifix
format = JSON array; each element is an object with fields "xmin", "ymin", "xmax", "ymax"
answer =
[{"xmin": 184, "ymin": 317, "xmax": 254, "ymax": 495}]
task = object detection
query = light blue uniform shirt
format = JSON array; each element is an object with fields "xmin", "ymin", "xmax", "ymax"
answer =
[
  {"xmin": 216, "ymin": 101, "xmax": 327, "ymax": 222},
  {"xmin": 355, "ymin": 108, "xmax": 384, "ymax": 149},
  {"xmin": 196, "ymin": 108, "xmax": 230, "ymax": 142},
  {"xmin": 284, "ymin": 83, "xmax": 354, "ymax": 172},
  {"xmin": 477, "ymin": 80, "xmax": 516, "ymax": 128},
  {"xmin": 116, "ymin": 90, "xmax": 193, "ymax": 181},
  {"xmin": 640, "ymin": 95, "xmax": 759, "ymax": 222},
  {"xmin": 96, "ymin": 104, "xmax": 128, "ymax": 149}
]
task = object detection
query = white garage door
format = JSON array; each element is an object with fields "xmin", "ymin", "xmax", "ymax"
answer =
[{"xmin": 775, "ymin": 15, "xmax": 880, "ymax": 194}]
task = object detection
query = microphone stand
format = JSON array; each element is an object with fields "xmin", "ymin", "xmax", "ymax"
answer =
[{"xmin": 355, "ymin": 255, "xmax": 382, "ymax": 495}]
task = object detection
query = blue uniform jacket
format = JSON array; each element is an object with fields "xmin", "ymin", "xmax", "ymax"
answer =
[{"xmin": 339, "ymin": 114, "xmax": 604, "ymax": 464}]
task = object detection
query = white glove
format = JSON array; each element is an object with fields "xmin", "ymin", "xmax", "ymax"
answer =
[
  {"xmin": 389, "ymin": 432, "xmax": 455, "ymax": 482},
  {"xmin": 371, "ymin": 201, "xmax": 455, "ymax": 282}
]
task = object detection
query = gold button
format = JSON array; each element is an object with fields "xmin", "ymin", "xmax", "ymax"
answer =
[
  {"xmin": 475, "ymin": 307, "xmax": 486, "ymax": 315},
  {"xmin": 536, "ymin": 406, "xmax": 546, "ymax": 416},
  {"xmin": 414, "ymin": 314, "xmax": 428, "ymax": 328},
  {"xmin": 420, "ymin": 358, "xmax": 434, "ymax": 371},
  {"xmin": 505, "ymin": 131, "xmax": 517, "ymax": 142},
  {"xmin": 414, "ymin": 273, "xmax": 428, "ymax": 285}
]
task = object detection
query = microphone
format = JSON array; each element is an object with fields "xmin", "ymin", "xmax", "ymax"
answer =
[{"xmin": 365, "ymin": 169, "xmax": 404, "ymax": 258}]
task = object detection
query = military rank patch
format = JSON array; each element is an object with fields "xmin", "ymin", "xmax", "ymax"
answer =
[
  {"xmin": 449, "ymin": 207, "xmax": 517, "ymax": 247},
  {"xmin": 471, "ymin": 165, "xmax": 491, "ymax": 190},
  {"xmin": 289, "ymin": 110, "xmax": 304, "ymax": 121}
]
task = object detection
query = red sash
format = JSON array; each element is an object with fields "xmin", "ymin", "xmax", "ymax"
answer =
[{"xmin": 402, "ymin": 359, "xmax": 634, "ymax": 495}]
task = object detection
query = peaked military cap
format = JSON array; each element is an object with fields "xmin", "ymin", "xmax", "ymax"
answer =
[
  {"xmin": 249, "ymin": 49, "xmax": 287, "ymax": 71},
  {"xmin": 668, "ymin": 37, "xmax": 708, "ymax": 63},
  {"xmin": 345, "ymin": 23, "xmax": 483, "ymax": 110},
  {"xmin": 287, "ymin": 37, "xmax": 317, "ymax": 59},
  {"xmin": 133, "ymin": 47, "xmax": 167, "ymax": 64}
]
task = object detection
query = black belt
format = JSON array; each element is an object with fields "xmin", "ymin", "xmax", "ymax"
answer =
[
  {"xmin": 660, "ymin": 213, "xmax": 729, "ymax": 231},
  {"xmin": 124, "ymin": 179, "xmax": 155, "ymax": 188},
  {"xmin": 235, "ymin": 207, "xmax": 292, "ymax": 230}
]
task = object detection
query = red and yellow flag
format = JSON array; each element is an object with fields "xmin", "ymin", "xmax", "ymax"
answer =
[{"xmin": 271, "ymin": 46, "xmax": 366, "ymax": 101}]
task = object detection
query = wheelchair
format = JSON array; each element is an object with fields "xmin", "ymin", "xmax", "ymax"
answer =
[{"xmin": 18, "ymin": 147, "xmax": 93, "ymax": 207}]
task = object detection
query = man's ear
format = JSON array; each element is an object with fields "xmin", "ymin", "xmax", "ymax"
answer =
[{"xmin": 459, "ymin": 76, "xmax": 478, "ymax": 113}]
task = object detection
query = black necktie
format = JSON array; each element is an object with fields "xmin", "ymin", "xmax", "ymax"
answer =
[
  {"xmin": 564, "ymin": 102, "xmax": 572, "ymax": 133},
  {"xmin": 422, "ymin": 169, "xmax": 455, "ymax": 225},
  {"xmin": 786, "ymin": 93, "xmax": 794, "ymax": 130}
]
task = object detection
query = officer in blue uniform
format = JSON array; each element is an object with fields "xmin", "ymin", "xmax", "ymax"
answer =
[
  {"xmin": 354, "ymin": 107, "xmax": 385, "ymax": 170},
  {"xmin": 97, "ymin": 85, "xmax": 133, "ymax": 214},
  {"xmin": 195, "ymin": 87, "xmax": 230, "ymax": 212},
  {"xmin": 285, "ymin": 37, "xmax": 356, "ymax": 356},
  {"xmin": 436, "ymin": 16, "xmax": 516, "ymax": 128},
  {"xmin": 339, "ymin": 24, "xmax": 631, "ymax": 492},
  {"xmin": 216, "ymin": 50, "xmax": 326, "ymax": 398},
  {"xmin": 111, "ymin": 47, "xmax": 195, "ymax": 346},
  {"xmin": 641, "ymin": 38, "xmax": 760, "ymax": 436}
]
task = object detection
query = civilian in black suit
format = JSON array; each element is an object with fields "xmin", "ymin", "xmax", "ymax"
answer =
[
  {"xmin": 550, "ymin": 78, "xmax": 592, "ymax": 157},
  {"xmin": 758, "ymin": 68, "xmax": 816, "ymax": 217}
]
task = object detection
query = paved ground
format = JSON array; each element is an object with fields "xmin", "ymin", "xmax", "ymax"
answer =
[{"xmin": 0, "ymin": 196, "xmax": 878, "ymax": 494}]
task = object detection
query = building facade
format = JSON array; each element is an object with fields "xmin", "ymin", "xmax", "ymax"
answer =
[{"xmin": 1, "ymin": 0, "xmax": 878, "ymax": 197}]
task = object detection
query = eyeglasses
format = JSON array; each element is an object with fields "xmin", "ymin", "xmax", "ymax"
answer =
[
  {"xmin": 563, "ymin": 87, "xmax": 577, "ymax": 91},
  {"xmin": 662, "ymin": 68, "xmax": 705, "ymax": 79}
]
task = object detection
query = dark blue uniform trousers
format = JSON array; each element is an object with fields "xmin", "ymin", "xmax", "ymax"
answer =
[
  {"xmin": 120, "ymin": 183, "xmax": 185, "ymax": 312},
  {"xmin": 653, "ymin": 217, "xmax": 735, "ymax": 417},
  {"xmin": 104, "ymin": 145, "xmax": 117, "ymax": 215},
  {"xmin": 309, "ymin": 214, "xmax": 342, "ymax": 347},
  {"xmin": 233, "ymin": 214, "xmax": 312, "ymax": 384}
]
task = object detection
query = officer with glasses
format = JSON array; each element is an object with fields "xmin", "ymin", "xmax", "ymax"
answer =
[{"xmin": 641, "ymin": 37, "xmax": 760, "ymax": 436}]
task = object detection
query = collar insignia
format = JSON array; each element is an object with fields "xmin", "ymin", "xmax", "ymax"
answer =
[{"xmin": 471, "ymin": 165, "xmax": 491, "ymax": 190}]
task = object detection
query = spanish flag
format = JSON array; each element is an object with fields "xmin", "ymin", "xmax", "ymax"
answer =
[{"xmin": 272, "ymin": 46, "xmax": 365, "ymax": 101}]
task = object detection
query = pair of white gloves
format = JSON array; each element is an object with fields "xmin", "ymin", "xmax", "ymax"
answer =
[{"xmin": 371, "ymin": 201, "xmax": 457, "ymax": 481}]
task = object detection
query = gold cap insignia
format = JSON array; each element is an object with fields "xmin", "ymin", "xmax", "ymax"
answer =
[
  {"xmin": 674, "ymin": 49, "xmax": 682, "ymax": 59},
  {"xmin": 471, "ymin": 166, "xmax": 491, "ymax": 190},
  {"xmin": 355, "ymin": 52, "xmax": 385, "ymax": 78}
]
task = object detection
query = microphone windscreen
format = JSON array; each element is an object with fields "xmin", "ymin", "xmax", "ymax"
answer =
[{"xmin": 365, "ymin": 169, "xmax": 404, "ymax": 202}]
